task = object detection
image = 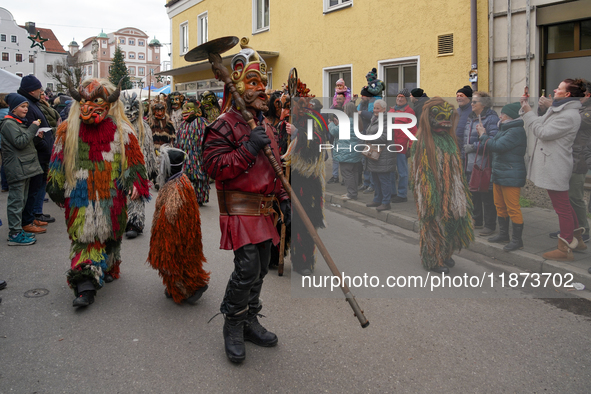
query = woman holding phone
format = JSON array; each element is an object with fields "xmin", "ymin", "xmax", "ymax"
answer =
[{"xmin": 463, "ymin": 91, "xmax": 500, "ymax": 236}]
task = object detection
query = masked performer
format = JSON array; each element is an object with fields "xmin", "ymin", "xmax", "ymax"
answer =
[
  {"xmin": 200, "ymin": 90, "xmax": 222, "ymax": 124},
  {"xmin": 410, "ymin": 97, "xmax": 474, "ymax": 274},
  {"xmin": 288, "ymin": 80, "xmax": 326, "ymax": 276},
  {"xmin": 147, "ymin": 145, "xmax": 209, "ymax": 304},
  {"xmin": 167, "ymin": 91, "xmax": 185, "ymax": 131},
  {"xmin": 47, "ymin": 79, "xmax": 150, "ymax": 307},
  {"xmin": 122, "ymin": 92, "xmax": 158, "ymax": 238},
  {"xmin": 149, "ymin": 96, "xmax": 175, "ymax": 151},
  {"xmin": 203, "ymin": 38, "xmax": 290, "ymax": 363},
  {"xmin": 174, "ymin": 98, "xmax": 210, "ymax": 205}
]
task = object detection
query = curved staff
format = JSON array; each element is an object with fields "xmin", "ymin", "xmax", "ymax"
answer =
[{"xmin": 186, "ymin": 37, "xmax": 368, "ymax": 328}]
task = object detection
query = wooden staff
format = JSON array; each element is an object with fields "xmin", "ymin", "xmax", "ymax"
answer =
[{"xmin": 185, "ymin": 37, "xmax": 369, "ymax": 328}]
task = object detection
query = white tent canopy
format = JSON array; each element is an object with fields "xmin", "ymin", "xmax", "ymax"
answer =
[{"xmin": 0, "ymin": 69, "xmax": 22, "ymax": 93}]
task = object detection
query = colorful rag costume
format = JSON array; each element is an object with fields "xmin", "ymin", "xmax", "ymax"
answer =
[
  {"xmin": 122, "ymin": 92, "xmax": 158, "ymax": 236},
  {"xmin": 47, "ymin": 79, "xmax": 150, "ymax": 301},
  {"xmin": 147, "ymin": 146, "xmax": 209, "ymax": 304},
  {"xmin": 410, "ymin": 98, "xmax": 473, "ymax": 272},
  {"xmin": 174, "ymin": 109, "xmax": 210, "ymax": 205},
  {"xmin": 288, "ymin": 80, "xmax": 326, "ymax": 275}
]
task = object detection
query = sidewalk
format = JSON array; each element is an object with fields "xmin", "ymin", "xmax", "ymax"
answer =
[{"xmin": 323, "ymin": 163, "xmax": 591, "ymax": 289}]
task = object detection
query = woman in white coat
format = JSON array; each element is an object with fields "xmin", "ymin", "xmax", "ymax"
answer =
[{"xmin": 520, "ymin": 78, "xmax": 587, "ymax": 261}]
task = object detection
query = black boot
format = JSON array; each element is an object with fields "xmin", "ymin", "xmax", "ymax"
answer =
[
  {"xmin": 488, "ymin": 216, "xmax": 510, "ymax": 243},
  {"xmin": 223, "ymin": 312, "xmax": 246, "ymax": 363},
  {"xmin": 244, "ymin": 312, "xmax": 278, "ymax": 347},
  {"xmin": 73, "ymin": 290, "xmax": 95, "ymax": 307},
  {"xmin": 504, "ymin": 222, "xmax": 524, "ymax": 252},
  {"xmin": 185, "ymin": 284, "xmax": 208, "ymax": 305}
]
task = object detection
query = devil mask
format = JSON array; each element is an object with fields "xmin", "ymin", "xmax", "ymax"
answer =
[
  {"xmin": 69, "ymin": 79, "xmax": 120, "ymax": 124},
  {"xmin": 182, "ymin": 100, "xmax": 201, "ymax": 121},
  {"xmin": 429, "ymin": 101, "xmax": 454, "ymax": 134},
  {"xmin": 122, "ymin": 92, "xmax": 140, "ymax": 123}
]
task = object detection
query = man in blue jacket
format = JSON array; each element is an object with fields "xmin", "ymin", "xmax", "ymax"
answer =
[{"xmin": 17, "ymin": 75, "xmax": 56, "ymax": 235}]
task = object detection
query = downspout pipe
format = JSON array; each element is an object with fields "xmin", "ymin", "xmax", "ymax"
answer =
[{"xmin": 471, "ymin": 0, "xmax": 478, "ymax": 91}]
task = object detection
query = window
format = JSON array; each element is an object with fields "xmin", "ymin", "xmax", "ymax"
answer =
[
  {"xmin": 16, "ymin": 72, "xmax": 23, "ymax": 77},
  {"xmin": 16, "ymin": 53, "xmax": 22, "ymax": 62},
  {"xmin": 47, "ymin": 83, "xmax": 53, "ymax": 90},
  {"xmin": 122, "ymin": 52, "xmax": 126, "ymax": 58},
  {"xmin": 129, "ymin": 39, "xmax": 135, "ymax": 45},
  {"xmin": 109, "ymin": 65, "xmax": 113, "ymax": 73},
  {"xmin": 379, "ymin": 57, "xmax": 419, "ymax": 98},
  {"xmin": 102, "ymin": 40, "xmax": 107, "ymax": 46},
  {"xmin": 253, "ymin": 0, "xmax": 270, "ymax": 33},
  {"xmin": 323, "ymin": 65, "xmax": 351, "ymax": 97},
  {"xmin": 324, "ymin": 0, "xmax": 352, "ymax": 14},
  {"xmin": 119, "ymin": 38, "xmax": 125, "ymax": 44},
  {"xmin": 29, "ymin": 55, "xmax": 34, "ymax": 63},
  {"xmin": 128, "ymin": 66, "xmax": 135, "ymax": 75},
  {"xmin": 139, "ymin": 40, "xmax": 145, "ymax": 46},
  {"xmin": 198, "ymin": 12, "xmax": 208, "ymax": 45},
  {"xmin": 57, "ymin": 65, "xmax": 63, "ymax": 73},
  {"xmin": 139, "ymin": 67, "xmax": 145, "ymax": 76},
  {"xmin": 156, "ymin": 55, "xmax": 159, "ymax": 59},
  {"xmin": 138, "ymin": 53, "xmax": 145, "ymax": 60},
  {"xmin": 180, "ymin": 22, "xmax": 189, "ymax": 54},
  {"xmin": 129, "ymin": 52, "xmax": 135, "ymax": 59},
  {"xmin": 87, "ymin": 65, "xmax": 92, "ymax": 75},
  {"xmin": 2, "ymin": 53, "xmax": 8, "ymax": 61},
  {"xmin": 11, "ymin": 35, "xmax": 17, "ymax": 43},
  {"xmin": 0, "ymin": 34, "xmax": 5, "ymax": 42},
  {"xmin": 47, "ymin": 64, "xmax": 53, "ymax": 73},
  {"xmin": 267, "ymin": 69, "xmax": 273, "ymax": 90},
  {"xmin": 103, "ymin": 51, "xmax": 106, "ymax": 55},
  {"xmin": 546, "ymin": 19, "xmax": 591, "ymax": 58}
]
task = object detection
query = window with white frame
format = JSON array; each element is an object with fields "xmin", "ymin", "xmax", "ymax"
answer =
[
  {"xmin": 198, "ymin": 12, "xmax": 208, "ymax": 45},
  {"xmin": 253, "ymin": 0, "xmax": 270, "ymax": 34},
  {"xmin": 16, "ymin": 53, "xmax": 22, "ymax": 62},
  {"xmin": 87, "ymin": 65, "xmax": 92, "ymax": 75},
  {"xmin": 180, "ymin": 22, "xmax": 189, "ymax": 55},
  {"xmin": 139, "ymin": 40, "xmax": 144, "ymax": 46},
  {"xmin": 379, "ymin": 58, "xmax": 419, "ymax": 98},
  {"xmin": 2, "ymin": 53, "xmax": 8, "ymax": 61},
  {"xmin": 324, "ymin": 0, "xmax": 352, "ymax": 14},
  {"xmin": 0, "ymin": 34, "xmax": 5, "ymax": 42},
  {"xmin": 129, "ymin": 38, "xmax": 135, "ymax": 45},
  {"xmin": 16, "ymin": 72, "xmax": 23, "ymax": 77},
  {"xmin": 119, "ymin": 38, "xmax": 125, "ymax": 44},
  {"xmin": 11, "ymin": 35, "xmax": 17, "ymax": 43},
  {"xmin": 138, "ymin": 53, "xmax": 145, "ymax": 60},
  {"xmin": 47, "ymin": 83, "xmax": 53, "ymax": 90},
  {"xmin": 129, "ymin": 52, "xmax": 135, "ymax": 59},
  {"xmin": 47, "ymin": 64, "xmax": 53, "ymax": 73},
  {"xmin": 139, "ymin": 67, "xmax": 145, "ymax": 76},
  {"xmin": 128, "ymin": 66, "xmax": 135, "ymax": 75},
  {"xmin": 29, "ymin": 55, "xmax": 34, "ymax": 63}
]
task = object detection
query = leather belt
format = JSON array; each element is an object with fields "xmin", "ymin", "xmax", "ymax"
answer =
[{"xmin": 217, "ymin": 190, "xmax": 275, "ymax": 216}]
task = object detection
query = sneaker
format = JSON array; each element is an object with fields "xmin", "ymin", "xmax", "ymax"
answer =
[
  {"xmin": 391, "ymin": 196, "xmax": 408, "ymax": 203},
  {"xmin": 35, "ymin": 214, "xmax": 55, "ymax": 223},
  {"xmin": 327, "ymin": 177, "xmax": 339, "ymax": 184},
  {"xmin": 23, "ymin": 223, "xmax": 46, "ymax": 234},
  {"xmin": 363, "ymin": 186, "xmax": 375, "ymax": 194},
  {"xmin": 7, "ymin": 231, "xmax": 36, "ymax": 246},
  {"xmin": 358, "ymin": 185, "xmax": 368, "ymax": 191},
  {"xmin": 549, "ymin": 230, "xmax": 560, "ymax": 239}
]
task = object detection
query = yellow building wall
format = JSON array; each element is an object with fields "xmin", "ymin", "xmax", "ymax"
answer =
[{"xmin": 170, "ymin": 0, "xmax": 489, "ymax": 98}]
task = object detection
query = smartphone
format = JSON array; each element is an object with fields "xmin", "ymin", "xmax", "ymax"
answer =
[{"xmin": 524, "ymin": 86, "xmax": 529, "ymax": 97}]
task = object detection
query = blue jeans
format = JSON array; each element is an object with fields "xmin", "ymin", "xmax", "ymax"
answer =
[
  {"xmin": 392, "ymin": 154, "xmax": 408, "ymax": 198},
  {"xmin": 33, "ymin": 168, "xmax": 48, "ymax": 215},
  {"xmin": 371, "ymin": 172, "xmax": 393, "ymax": 205},
  {"xmin": 362, "ymin": 158, "xmax": 374, "ymax": 188}
]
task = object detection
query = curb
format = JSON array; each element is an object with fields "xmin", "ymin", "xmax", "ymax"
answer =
[{"xmin": 326, "ymin": 192, "xmax": 591, "ymax": 290}]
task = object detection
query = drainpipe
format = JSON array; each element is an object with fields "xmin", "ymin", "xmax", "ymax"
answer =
[{"xmin": 471, "ymin": 0, "xmax": 478, "ymax": 91}]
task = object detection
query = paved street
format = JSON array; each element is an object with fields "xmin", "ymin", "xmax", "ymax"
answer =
[{"xmin": 1, "ymin": 189, "xmax": 590, "ymax": 393}]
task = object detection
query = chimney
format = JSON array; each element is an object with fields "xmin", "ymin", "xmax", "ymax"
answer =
[{"xmin": 25, "ymin": 22, "xmax": 36, "ymax": 35}]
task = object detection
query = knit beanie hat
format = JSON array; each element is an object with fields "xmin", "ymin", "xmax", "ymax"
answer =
[
  {"xmin": 360, "ymin": 87, "xmax": 375, "ymax": 97},
  {"xmin": 6, "ymin": 93, "xmax": 28, "ymax": 112},
  {"xmin": 20, "ymin": 75, "xmax": 42, "ymax": 92},
  {"xmin": 410, "ymin": 88, "xmax": 424, "ymax": 98},
  {"xmin": 501, "ymin": 102, "xmax": 521, "ymax": 120},
  {"xmin": 398, "ymin": 88, "xmax": 410, "ymax": 98},
  {"xmin": 456, "ymin": 85, "xmax": 473, "ymax": 97},
  {"xmin": 336, "ymin": 78, "xmax": 345, "ymax": 86}
]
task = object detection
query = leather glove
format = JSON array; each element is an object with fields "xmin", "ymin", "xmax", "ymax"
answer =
[
  {"xmin": 463, "ymin": 144, "xmax": 475, "ymax": 154},
  {"xmin": 245, "ymin": 126, "xmax": 271, "ymax": 156},
  {"xmin": 280, "ymin": 200, "xmax": 291, "ymax": 227}
]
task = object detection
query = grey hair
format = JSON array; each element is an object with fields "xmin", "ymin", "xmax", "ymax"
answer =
[
  {"xmin": 373, "ymin": 99, "xmax": 387, "ymax": 110},
  {"xmin": 156, "ymin": 145, "xmax": 186, "ymax": 188}
]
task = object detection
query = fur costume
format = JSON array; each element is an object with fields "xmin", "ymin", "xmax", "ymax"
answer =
[
  {"xmin": 174, "ymin": 102, "xmax": 210, "ymax": 205},
  {"xmin": 147, "ymin": 147, "xmax": 209, "ymax": 304},
  {"xmin": 47, "ymin": 79, "xmax": 150, "ymax": 293},
  {"xmin": 410, "ymin": 97, "xmax": 474, "ymax": 270},
  {"xmin": 122, "ymin": 92, "xmax": 158, "ymax": 234},
  {"xmin": 149, "ymin": 97, "xmax": 176, "ymax": 150},
  {"xmin": 288, "ymin": 80, "xmax": 326, "ymax": 274}
]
